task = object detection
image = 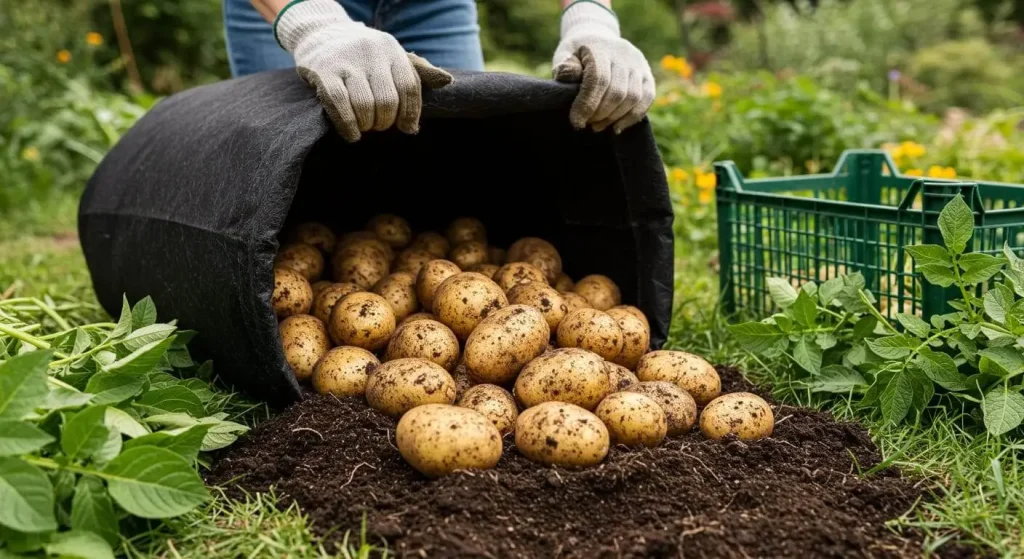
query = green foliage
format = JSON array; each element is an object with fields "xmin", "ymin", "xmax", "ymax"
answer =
[
  {"xmin": 729, "ymin": 195, "xmax": 1024, "ymax": 436},
  {"xmin": 909, "ymin": 39, "xmax": 1024, "ymax": 114},
  {"xmin": 0, "ymin": 296, "xmax": 250, "ymax": 556}
]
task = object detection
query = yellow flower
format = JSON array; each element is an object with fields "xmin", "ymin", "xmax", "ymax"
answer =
[
  {"xmin": 942, "ymin": 166, "xmax": 956, "ymax": 179},
  {"xmin": 900, "ymin": 141, "xmax": 925, "ymax": 159},
  {"xmin": 21, "ymin": 147, "xmax": 40, "ymax": 162},
  {"xmin": 86, "ymin": 32, "xmax": 103, "ymax": 46},
  {"xmin": 904, "ymin": 168, "xmax": 923, "ymax": 177},
  {"xmin": 927, "ymin": 165, "xmax": 946, "ymax": 178},
  {"xmin": 57, "ymin": 50, "xmax": 71, "ymax": 64},
  {"xmin": 659, "ymin": 55, "xmax": 692, "ymax": 79},
  {"xmin": 698, "ymin": 188, "xmax": 714, "ymax": 204},
  {"xmin": 671, "ymin": 168, "xmax": 689, "ymax": 182},
  {"xmin": 696, "ymin": 171, "xmax": 716, "ymax": 190},
  {"xmin": 655, "ymin": 96, "xmax": 669, "ymax": 107},
  {"xmin": 701, "ymin": 82, "xmax": 723, "ymax": 98}
]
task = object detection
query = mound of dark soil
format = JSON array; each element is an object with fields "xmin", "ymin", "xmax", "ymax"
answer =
[{"xmin": 208, "ymin": 367, "xmax": 973, "ymax": 558}]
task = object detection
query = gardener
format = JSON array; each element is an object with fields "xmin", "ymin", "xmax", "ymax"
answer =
[{"xmin": 227, "ymin": 0, "xmax": 655, "ymax": 142}]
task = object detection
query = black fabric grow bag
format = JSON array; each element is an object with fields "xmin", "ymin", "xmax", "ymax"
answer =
[{"xmin": 79, "ymin": 69, "xmax": 674, "ymax": 407}]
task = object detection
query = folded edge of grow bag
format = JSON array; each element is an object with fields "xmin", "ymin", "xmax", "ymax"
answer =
[{"xmin": 79, "ymin": 68, "xmax": 674, "ymax": 407}]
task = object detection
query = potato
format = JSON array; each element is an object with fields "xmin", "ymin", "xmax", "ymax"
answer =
[
  {"xmin": 488, "ymin": 247, "xmax": 507, "ymax": 266},
  {"xmin": 699, "ymin": 392, "xmax": 774, "ymax": 441},
  {"xmin": 493, "ymin": 262, "xmax": 547, "ymax": 292},
  {"xmin": 463, "ymin": 305, "xmax": 549, "ymax": 384},
  {"xmin": 625, "ymin": 381, "xmax": 696, "ymax": 436},
  {"xmin": 367, "ymin": 214, "xmax": 411, "ymax": 249},
  {"xmin": 394, "ymin": 248, "xmax": 436, "ymax": 276},
  {"xmin": 507, "ymin": 237, "xmax": 557, "ymax": 262},
  {"xmin": 416, "ymin": 259, "xmax": 461, "ymax": 310},
  {"xmin": 310, "ymin": 280, "xmax": 333, "ymax": 299},
  {"xmin": 332, "ymin": 247, "xmax": 390, "ymax": 290},
  {"xmin": 311, "ymin": 282, "xmax": 361, "ymax": 323},
  {"xmin": 409, "ymin": 231, "xmax": 450, "ymax": 258},
  {"xmin": 446, "ymin": 217, "xmax": 487, "ymax": 246},
  {"xmin": 451, "ymin": 361, "xmax": 476, "ymax": 398},
  {"xmin": 507, "ymin": 282, "xmax": 568, "ymax": 334},
  {"xmin": 573, "ymin": 274, "xmax": 621, "ymax": 311},
  {"xmin": 554, "ymin": 273, "xmax": 574, "ymax": 292},
  {"xmin": 327, "ymin": 292, "xmax": 396, "ymax": 351},
  {"xmin": 336, "ymin": 232, "xmax": 394, "ymax": 262},
  {"xmin": 432, "ymin": 272, "xmax": 508, "ymax": 341},
  {"xmin": 467, "ymin": 263, "xmax": 499, "ymax": 279},
  {"xmin": 272, "ymin": 266, "xmax": 313, "ymax": 319},
  {"xmin": 458, "ymin": 384, "xmax": 519, "ymax": 435},
  {"xmin": 605, "ymin": 362, "xmax": 639, "ymax": 392},
  {"xmin": 555, "ymin": 308, "xmax": 624, "ymax": 361},
  {"xmin": 636, "ymin": 350, "xmax": 721, "ymax": 405},
  {"xmin": 560, "ymin": 291, "xmax": 591, "ymax": 314},
  {"xmin": 396, "ymin": 404, "xmax": 502, "ymax": 478},
  {"xmin": 449, "ymin": 241, "xmax": 489, "ymax": 270},
  {"xmin": 606, "ymin": 308, "xmax": 650, "ymax": 370},
  {"xmin": 507, "ymin": 237, "xmax": 562, "ymax": 283},
  {"xmin": 289, "ymin": 222, "xmax": 336, "ymax": 253},
  {"xmin": 595, "ymin": 392, "xmax": 667, "ymax": 447},
  {"xmin": 365, "ymin": 358, "xmax": 457, "ymax": 417},
  {"xmin": 610, "ymin": 304, "xmax": 649, "ymax": 331},
  {"xmin": 401, "ymin": 312, "xmax": 437, "ymax": 325},
  {"xmin": 279, "ymin": 314, "xmax": 330, "ymax": 383},
  {"xmin": 312, "ymin": 346, "xmax": 379, "ymax": 397},
  {"xmin": 515, "ymin": 402, "xmax": 609, "ymax": 467},
  {"xmin": 372, "ymin": 272, "xmax": 418, "ymax": 322},
  {"xmin": 275, "ymin": 243, "xmax": 325, "ymax": 282},
  {"xmin": 514, "ymin": 348, "xmax": 611, "ymax": 410},
  {"xmin": 385, "ymin": 319, "xmax": 460, "ymax": 371}
]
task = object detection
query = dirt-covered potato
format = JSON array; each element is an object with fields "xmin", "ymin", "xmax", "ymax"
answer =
[
  {"xmin": 560, "ymin": 291, "xmax": 591, "ymax": 314},
  {"xmin": 463, "ymin": 305, "xmax": 549, "ymax": 384},
  {"xmin": 451, "ymin": 361, "xmax": 476, "ymax": 398},
  {"xmin": 365, "ymin": 358, "xmax": 457, "ymax": 417},
  {"xmin": 311, "ymin": 282, "xmax": 361, "ymax": 323},
  {"xmin": 595, "ymin": 392, "xmax": 667, "ymax": 447},
  {"xmin": 610, "ymin": 304, "xmax": 649, "ymax": 331},
  {"xmin": 458, "ymin": 384, "xmax": 519, "ymax": 435},
  {"xmin": 310, "ymin": 280, "xmax": 333, "ymax": 299},
  {"xmin": 507, "ymin": 237, "xmax": 557, "ymax": 262},
  {"xmin": 606, "ymin": 308, "xmax": 650, "ymax": 370},
  {"xmin": 605, "ymin": 362, "xmax": 639, "ymax": 392},
  {"xmin": 515, "ymin": 402, "xmax": 609, "ymax": 467},
  {"xmin": 446, "ymin": 217, "xmax": 487, "ymax": 246},
  {"xmin": 327, "ymin": 292, "xmax": 396, "ymax": 351},
  {"xmin": 312, "ymin": 346, "xmax": 379, "ymax": 397},
  {"xmin": 493, "ymin": 262, "xmax": 547, "ymax": 292},
  {"xmin": 573, "ymin": 275, "xmax": 621, "ymax": 311},
  {"xmin": 488, "ymin": 247, "xmax": 506, "ymax": 266},
  {"xmin": 275, "ymin": 243, "xmax": 325, "ymax": 282},
  {"xmin": 372, "ymin": 272, "xmax": 418, "ymax": 322},
  {"xmin": 700, "ymin": 392, "xmax": 774, "ymax": 441},
  {"xmin": 432, "ymin": 272, "xmax": 508, "ymax": 341},
  {"xmin": 336, "ymin": 232, "xmax": 394, "ymax": 262},
  {"xmin": 555, "ymin": 308, "xmax": 624, "ymax": 361},
  {"xmin": 279, "ymin": 314, "xmax": 330, "ymax": 383},
  {"xmin": 636, "ymin": 350, "xmax": 721, "ymax": 405},
  {"xmin": 554, "ymin": 273, "xmax": 574, "ymax": 292},
  {"xmin": 507, "ymin": 237, "xmax": 562, "ymax": 283},
  {"xmin": 396, "ymin": 404, "xmax": 502, "ymax": 478},
  {"xmin": 400, "ymin": 312, "xmax": 437, "ymax": 326},
  {"xmin": 467, "ymin": 263, "xmax": 499, "ymax": 279},
  {"xmin": 449, "ymin": 241, "xmax": 489, "ymax": 270},
  {"xmin": 416, "ymin": 259, "xmax": 461, "ymax": 310},
  {"xmin": 367, "ymin": 214, "xmax": 411, "ymax": 249},
  {"xmin": 272, "ymin": 266, "xmax": 313, "ymax": 319},
  {"xmin": 625, "ymin": 381, "xmax": 697, "ymax": 436},
  {"xmin": 394, "ymin": 248, "xmax": 436, "ymax": 276},
  {"xmin": 507, "ymin": 282, "xmax": 568, "ymax": 335},
  {"xmin": 332, "ymin": 245, "xmax": 390, "ymax": 289},
  {"xmin": 385, "ymin": 319, "xmax": 460, "ymax": 371},
  {"xmin": 409, "ymin": 231, "xmax": 450, "ymax": 258},
  {"xmin": 514, "ymin": 348, "xmax": 611, "ymax": 410},
  {"xmin": 289, "ymin": 222, "xmax": 336, "ymax": 253}
]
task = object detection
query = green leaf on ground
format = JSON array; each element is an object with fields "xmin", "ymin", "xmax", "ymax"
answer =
[
  {"xmin": 61, "ymin": 405, "xmax": 111, "ymax": 462},
  {"xmin": 136, "ymin": 386, "xmax": 205, "ymax": 417},
  {"xmin": 44, "ymin": 529, "xmax": 115, "ymax": 559},
  {"xmin": 0, "ymin": 420, "xmax": 54, "ymax": 457},
  {"xmin": 938, "ymin": 194, "xmax": 974, "ymax": 254},
  {"xmin": 131, "ymin": 297, "xmax": 158, "ymax": 330},
  {"xmin": 897, "ymin": 313, "xmax": 930, "ymax": 338},
  {"xmin": 905, "ymin": 245, "xmax": 952, "ymax": 267},
  {"xmin": 104, "ymin": 407, "xmax": 150, "ymax": 439},
  {"xmin": 866, "ymin": 335, "xmax": 917, "ymax": 360},
  {"xmin": 809, "ymin": 365, "xmax": 866, "ymax": 393},
  {"xmin": 103, "ymin": 446, "xmax": 208, "ymax": 518},
  {"xmin": 121, "ymin": 324, "xmax": 176, "ymax": 353},
  {"xmin": 727, "ymin": 322, "xmax": 785, "ymax": 353},
  {"xmin": 766, "ymin": 278, "xmax": 798, "ymax": 308},
  {"xmin": 102, "ymin": 338, "xmax": 173, "ymax": 377},
  {"xmin": 123, "ymin": 425, "xmax": 210, "ymax": 463},
  {"xmin": 0, "ymin": 350, "xmax": 53, "ymax": 420},
  {"xmin": 42, "ymin": 388, "xmax": 94, "ymax": 412},
  {"xmin": 982, "ymin": 387, "xmax": 1024, "ymax": 436},
  {"xmin": 880, "ymin": 370, "xmax": 915, "ymax": 425},
  {"xmin": 792, "ymin": 336, "xmax": 822, "ymax": 374},
  {"xmin": 85, "ymin": 372, "xmax": 147, "ymax": 406},
  {"xmin": 108, "ymin": 296, "xmax": 133, "ymax": 340},
  {"xmin": 71, "ymin": 477, "xmax": 119, "ymax": 547},
  {"xmin": 915, "ymin": 349, "xmax": 969, "ymax": 391},
  {"xmin": 0, "ymin": 457, "xmax": 56, "ymax": 532}
]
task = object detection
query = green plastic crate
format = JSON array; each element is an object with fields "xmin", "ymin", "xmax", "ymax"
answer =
[{"xmin": 714, "ymin": 149, "xmax": 1024, "ymax": 320}]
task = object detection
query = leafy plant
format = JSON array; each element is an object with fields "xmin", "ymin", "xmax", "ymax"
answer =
[
  {"xmin": 729, "ymin": 194, "xmax": 1024, "ymax": 436},
  {"xmin": 0, "ymin": 295, "xmax": 248, "ymax": 557}
]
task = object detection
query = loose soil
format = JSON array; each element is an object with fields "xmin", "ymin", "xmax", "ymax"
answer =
[{"xmin": 209, "ymin": 367, "xmax": 977, "ymax": 558}]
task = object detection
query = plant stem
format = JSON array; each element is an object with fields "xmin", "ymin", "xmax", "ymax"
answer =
[
  {"xmin": 951, "ymin": 257, "xmax": 977, "ymax": 320},
  {"xmin": 22, "ymin": 456, "xmax": 103, "ymax": 479},
  {"xmin": 31, "ymin": 297, "xmax": 72, "ymax": 331},
  {"xmin": 0, "ymin": 323, "xmax": 53, "ymax": 351}
]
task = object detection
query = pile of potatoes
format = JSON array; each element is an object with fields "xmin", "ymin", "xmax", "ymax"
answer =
[{"xmin": 273, "ymin": 215, "xmax": 775, "ymax": 478}]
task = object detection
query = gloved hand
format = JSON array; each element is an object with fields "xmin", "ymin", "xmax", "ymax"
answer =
[
  {"xmin": 275, "ymin": 0, "xmax": 453, "ymax": 142},
  {"xmin": 551, "ymin": 0, "xmax": 655, "ymax": 134}
]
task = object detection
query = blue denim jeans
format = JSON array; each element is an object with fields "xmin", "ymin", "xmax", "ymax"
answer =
[{"xmin": 223, "ymin": 0, "xmax": 485, "ymax": 77}]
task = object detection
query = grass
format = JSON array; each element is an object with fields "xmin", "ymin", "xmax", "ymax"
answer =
[{"xmin": 3, "ymin": 192, "xmax": 1022, "ymax": 558}]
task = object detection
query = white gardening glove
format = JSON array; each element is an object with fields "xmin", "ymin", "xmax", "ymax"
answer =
[
  {"xmin": 275, "ymin": 0, "xmax": 453, "ymax": 142},
  {"xmin": 551, "ymin": 1, "xmax": 655, "ymax": 134}
]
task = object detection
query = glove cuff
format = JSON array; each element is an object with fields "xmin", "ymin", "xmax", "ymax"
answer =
[
  {"xmin": 560, "ymin": 1, "xmax": 620, "ymax": 38},
  {"xmin": 275, "ymin": 0, "xmax": 356, "ymax": 51}
]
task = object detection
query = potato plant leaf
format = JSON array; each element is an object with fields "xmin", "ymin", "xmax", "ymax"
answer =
[
  {"xmin": 915, "ymin": 349, "xmax": 969, "ymax": 391},
  {"xmin": 108, "ymin": 296, "xmax": 133, "ymax": 340},
  {"xmin": 791, "ymin": 336, "xmax": 822, "ymax": 374},
  {"xmin": 0, "ymin": 350, "xmax": 53, "ymax": 420},
  {"xmin": 61, "ymin": 405, "xmax": 111, "ymax": 462},
  {"xmin": 766, "ymin": 278, "xmax": 798, "ymax": 308},
  {"xmin": 727, "ymin": 322, "xmax": 785, "ymax": 353},
  {"xmin": 905, "ymin": 245, "xmax": 951, "ymax": 267},
  {"xmin": 791, "ymin": 291, "xmax": 818, "ymax": 328},
  {"xmin": 123, "ymin": 424, "xmax": 210, "ymax": 463},
  {"xmin": 809, "ymin": 365, "xmax": 866, "ymax": 393},
  {"xmin": 866, "ymin": 335, "xmax": 917, "ymax": 360},
  {"xmin": 959, "ymin": 253, "xmax": 1005, "ymax": 284},
  {"xmin": 0, "ymin": 457, "xmax": 56, "ymax": 532},
  {"xmin": 104, "ymin": 407, "xmax": 150, "ymax": 439},
  {"xmin": 918, "ymin": 264, "xmax": 956, "ymax": 287},
  {"xmin": 44, "ymin": 529, "xmax": 115, "ymax": 559},
  {"xmin": 136, "ymin": 386, "xmax": 206, "ymax": 417},
  {"xmin": 102, "ymin": 337, "xmax": 174, "ymax": 377},
  {"xmin": 937, "ymin": 194, "xmax": 974, "ymax": 255},
  {"xmin": 0, "ymin": 420, "xmax": 55, "ymax": 457},
  {"xmin": 131, "ymin": 297, "xmax": 158, "ymax": 330},
  {"xmin": 978, "ymin": 347, "xmax": 1024, "ymax": 378},
  {"xmin": 121, "ymin": 324, "xmax": 176, "ymax": 352},
  {"xmin": 896, "ymin": 313, "xmax": 930, "ymax": 338},
  {"xmin": 982, "ymin": 387, "xmax": 1024, "ymax": 436},
  {"xmin": 880, "ymin": 369, "xmax": 915, "ymax": 425},
  {"xmin": 71, "ymin": 477, "xmax": 119, "ymax": 547},
  {"xmin": 984, "ymin": 285, "xmax": 1015, "ymax": 324},
  {"xmin": 103, "ymin": 447, "xmax": 208, "ymax": 518}
]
